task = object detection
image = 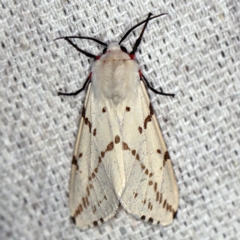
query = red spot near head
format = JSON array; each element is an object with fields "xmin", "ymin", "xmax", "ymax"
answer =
[
  {"xmin": 138, "ymin": 70, "xmax": 142, "ymax": 77},
  {"xmin": 129, "ymin": 53, "xmax": 135, "ymax": 59},
  {"xmin": 95, "ymin": 56, "xmax": 101, "ymax": 60}
]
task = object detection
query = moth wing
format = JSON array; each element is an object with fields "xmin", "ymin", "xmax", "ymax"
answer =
[
  {"xmin": 69, "ymin": 83, "xmax": 119, "ymax": 229},
  {"xmin": 121, "ymin": 81, "xmax": 178, "ymax": 225}
]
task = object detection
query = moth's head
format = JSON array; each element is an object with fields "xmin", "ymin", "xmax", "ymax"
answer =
[{"xmin": 102, "ymin": 42, "xmax": 128, "ymax": 54}]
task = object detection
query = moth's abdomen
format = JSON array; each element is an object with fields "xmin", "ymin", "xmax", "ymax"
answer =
[{"xmin": 92, "ymin": 50, "xmax": 139, "ymax": 105}]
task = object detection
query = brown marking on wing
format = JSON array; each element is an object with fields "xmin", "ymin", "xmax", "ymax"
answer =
[
  {"xmin": 81, "ymin": 106, "xmax": 92, "ymax": 132},
  {"xmin": 138, "ymin": 126, "xmax": 143, "ymax": 134},
  {"xmin": 79, "ymin": 153, "xmax": 83, "ymax": 158},
  {"xmin": 102, "ymin": 107, "xmax": 106, "ymax": 113},
  {"xmin": 148, "ymin": 180, "xmax": 153, "ymax": 186},
  {"xmin": 93, "ymin": 221, "xmax": 98, "ymax": 226},
  {"xmin": 145, "ymin": 169, "xmax": 149, "ymax": 175},
  {"xmin": 106, "ymin": 142, "xmax": 114, "ymax": 151},
  {"xmin": 164, "ymin": 151, "xmax": 170, "ymax": 166},
  {"xmin": 72, "ymin": 155, "xmax": 79, "ymax": 170},
  {"xmin": 101, "ymin": 151, "xmax": 105, "ymax": 158},
  {"xmin": 144, "ymin": 103, "xmax": 155, "ymax": 129},
  {"xmin": 148, "ymin": 202, "xmax": 151, "ymax": 209},
  {"xmin": 82, "ymin": 106, "xmax": 86, "ymax": 118},
  {"xmin": 86, "ymin": 186, "xmax": 90, "ymax": 196},
  {"xmin": 122, "ymin": 142, "xmax": 130, "ymax": 150},
  {"xmin": 156, "ymin": 191, "xmax": 160, "ymax": 201},
  {"xmin": 141, "ymin": 215, "xmax": 146, "ymax": 220},
  {"xmin": 98, "ymin": 157, "xmax": 102, "ymax": 163},
  {"xmin": 94, "ymin": 168, "xmax": 98, "ymax": 173},
  {"xmin": 148, "ymin": 217, "xmax": 153, "ymax": 223},
  {"xmin": 157, "ymin": 149, "xmax": 161, "ymax": 154},
  {"xmin": 82, "ymin": 197, "xmax": 87, "ymax": 208},
  {"xmin": 85, "ymin": 196, "xmax": 89, "ymax": 207},
  {"xmin": 149, "ymin": 103, "xmax": 154, "ymax": 115},
  {"xmin": 159, "ymin": 193, "xmax": 162, "ymax": 204},
  {"xmin": 136, "ymin": 154, "xmax": 140, "ymax": 161},
  {"xmin": 100, "ymin": 218, "xmax": 104, "ymax": 223},
  {"xmin": 149, "ymin": 172, "xmax": 153, "ymax": 177},
  {"xmin": 93, "ymin": 128, "xmax": 97, "ymax": 136},
  {"xmin": 154, "ymin": 182, "xmax": 157, "ymax": 192},
  {"xmin": 74, "ymin": 203, "xmax": 83, "ymax": 217},
  {"xmin": 115, "ymin": 135, "xmax": 120, "ymax": 144},
  {"xmin": 144, "ymin": 115, "xmax": 152, "ymax": 129},
  {"xmin": 134, "ymin": 193, "xmax": 138, "ymax": 198},
  {"xmin": 132, "ymin": 150, "xmax": 136, "ymax": 156},
  {"xmin": 163, "ymin": 199, "xmax": 167, "ymax": 208},
  {"xmin": 93, "ymin": 205, "xmax": 97, "ymax": 213},
  {"xmin": 126, "ymin": 106, "xmax": 131, "ymax": 112}
]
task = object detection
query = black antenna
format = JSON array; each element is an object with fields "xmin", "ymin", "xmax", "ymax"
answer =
[
  {"xmin": 54, "ymin": 36, "xmax": 107, "ymax": 46},
  {"xmin": 131, "ymin": 13, "xmax": 152, "ymax": 54},
  {"xmin": 119, "ymin": 13, "xmax": 168, "ymax": 45},
  {"xmin": 54, "ymin": 36, "xmax": 107, "ymax": 59},
  {"xmin": 55, "ymin": 37, "xmax": 96, "ymax": 59}
]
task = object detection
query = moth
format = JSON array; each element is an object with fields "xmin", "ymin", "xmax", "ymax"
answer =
[{"xmin": 57, "ymin": 13, "xmax": 178, "ymax": 229}]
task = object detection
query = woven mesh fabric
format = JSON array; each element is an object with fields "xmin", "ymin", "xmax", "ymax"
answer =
[{"xmin": 1, "ymin": 1, "xmax": 239, "ymax": 239}]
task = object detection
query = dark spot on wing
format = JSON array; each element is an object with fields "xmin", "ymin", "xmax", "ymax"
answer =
[
  {"xmin": 126, "ymin": 106, "xmax": 131, "ymax": 112},
  {"xmin": 144, "ymin": 103, "xmax": 155, "ymax": 129},
  {"xmin": 148, "ymin": 217, "xmax": 153, "ymax": 223},
  {"xmin": 154, "ymin": 182, "xmax": 157, "ymax": 192},
  {"xmin": 82, "ymin": 106, "xmax": 86, "ymax": 118},
  {"xmin": 72, "ymin": 155, "xmax": 79, "ymax": 170},
  {"xmin": 164, "ymin": 151, "xmax": 170, "ymax": 166},
  {"xmin": 144, "ymin": 115, "xmax": 152, "ymax": 129},
  {"xmin": 149, "ymin": 103, "xmax": 154, "ymax": 115},
  {"xmin": 115, "ymin": 135, "xmax": 120, "ymax": 144},
  {"xmin": 86, "ymin": 186, "xmax": 90, "ymax": 196},
  {"xmin": 70, "ymin": 217, "xmax": 76, "ymax": 224},
  {"xmin": 106, "ymin": 142, "xmax": 114, "ymax": 151},
  {"xmin": 138, "ymin": 126, "xmax": 142, "ymax": 134},
  {"xmin": 122, "ymin": 142, "xmax": 130, "ymax": 150}
]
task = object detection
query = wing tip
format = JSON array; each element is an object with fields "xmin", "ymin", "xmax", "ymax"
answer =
[
  {"xmin": 173, "ymin": 210, "xmax": 178, "ymax": 219},
  {"xmin": 70, "ymin": 216, "xmax": 76, "ymax": 225},
  {"xmin": 72, "ymin": 203, "xmax": 119, "ymax": 230}
]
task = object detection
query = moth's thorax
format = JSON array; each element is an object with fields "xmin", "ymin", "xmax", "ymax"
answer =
[{"xmin": 92, "ymin": 42, "xmax": 139, "ymax": 105}]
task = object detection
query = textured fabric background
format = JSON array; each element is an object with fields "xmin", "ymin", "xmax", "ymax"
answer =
[{"xmin": 1, "ymin": 1, "xmax": 239, "ymax": 239}]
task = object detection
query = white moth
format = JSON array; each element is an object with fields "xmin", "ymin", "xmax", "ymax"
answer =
[{"xmin": 57, "ymin": 13, "xmax": 178, "ymax": 230}]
